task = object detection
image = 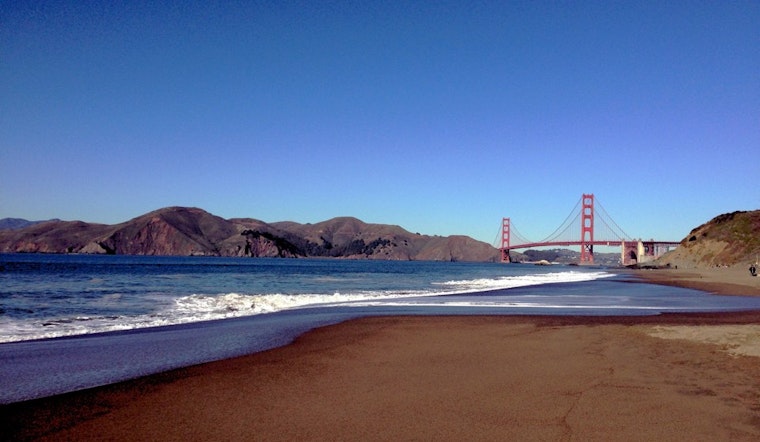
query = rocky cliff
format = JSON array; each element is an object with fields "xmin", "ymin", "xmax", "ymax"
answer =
[
  {"xmin": 656, "ymin": 210, "xmax": 760, "ymax": 268},
  {"xmin": 0, "ymin": 207, "xmax": 501, "ymax": 262}
]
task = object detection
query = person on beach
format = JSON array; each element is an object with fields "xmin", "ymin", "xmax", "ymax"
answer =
[{"xmin": 750, "ymin": 264, "xmax": 757, "ymax": 277}]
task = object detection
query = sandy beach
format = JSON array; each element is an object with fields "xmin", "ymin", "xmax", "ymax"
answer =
[
  {"xmin": 3, "ymin": 267, "xmax": 760, "ymax": 441},
  {"xmin": 632, "ymin": 266, "xmax": 760, "ymax": 297}
]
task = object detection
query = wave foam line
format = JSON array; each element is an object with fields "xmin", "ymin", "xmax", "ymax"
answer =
[
  {"xmin": 170, "ymin": 272, "xmax": 615, "ymax": 316},
  {"xmin": 434, "ymin": 271, "xmax": 613, "ymax": 293},
  {"xmin": 0, "ymin": 271, "xmax": 614, "ymax": 343}
]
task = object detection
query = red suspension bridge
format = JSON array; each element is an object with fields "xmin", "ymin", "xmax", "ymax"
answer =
[{"xmin": 499, "ymin": 194, "xmax": 680, "ymax": 265}]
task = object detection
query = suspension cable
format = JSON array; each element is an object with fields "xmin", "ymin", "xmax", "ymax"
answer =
[
  {"xmin": 537, "ymin": 195, "xmax": 582, "ymax": 243},
  {"xmin": 492, "ymin": 225, "xmax": 503, "ymax": 248},
  {"xmin": 510, "ymin": 222, "xmax": 533, "ymax": 245},
  {"xmin": 595, "ymin": 198, "xmax": 633, "ymax": 240}
]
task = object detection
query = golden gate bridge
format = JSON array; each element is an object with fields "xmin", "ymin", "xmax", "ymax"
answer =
[{"xmin": 498, "ymin": 194, "xmax": 680, "ymax": 265}]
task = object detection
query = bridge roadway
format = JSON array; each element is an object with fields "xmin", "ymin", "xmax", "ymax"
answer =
[{"xmin": 506, "ymin": 240, "xmax": 681, "ymax": 250}]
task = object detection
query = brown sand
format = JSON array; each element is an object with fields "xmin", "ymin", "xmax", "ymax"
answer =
[
  {"xmin": 632, "ymin": 265, "xmax": 760, "ymax": 296},
  {"xmin": 3, "ymin": 268, "xmax": 760, "ymax": 441}
]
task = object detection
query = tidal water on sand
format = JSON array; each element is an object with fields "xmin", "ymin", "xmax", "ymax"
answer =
[{"xmin": 3, "ymin": 254, "xmax": 760, "ymax": 403}]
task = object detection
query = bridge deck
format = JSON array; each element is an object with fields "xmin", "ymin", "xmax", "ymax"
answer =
[{"xmin": 505, "ymin": 240, "xmax": 681, "ymax": 250}]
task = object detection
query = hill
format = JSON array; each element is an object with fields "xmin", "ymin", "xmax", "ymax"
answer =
[
  {"xmin": 270, "ymin": 217, "xmax": 498, "ymax": 261},
  {"xmin": 656, "ymin": 210, "xmax": 760, "ymax": 268},
  {"xmin": 0, "ymin": 218, "xmax": 60, "ymax": 230},
  {"xmin": 519, "ymin": 248, "xmax": 622, "ymax": 267},
  {"xmin": 0, "ymin": 207, "xmax": 501, "ymax": 262}
]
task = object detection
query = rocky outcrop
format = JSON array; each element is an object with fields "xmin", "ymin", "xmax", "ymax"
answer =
[{"xmin": 239, "ymin": 230, "xmax": 302, "ymax": 258}]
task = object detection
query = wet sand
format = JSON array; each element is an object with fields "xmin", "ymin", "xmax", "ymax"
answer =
[
  {"xmin": 3, "ymin": 268, "xmax": 760, "ymax": 441},
  {"xmin": 632, "ymin": 265, "xmax": 760, "ymax": 296}
]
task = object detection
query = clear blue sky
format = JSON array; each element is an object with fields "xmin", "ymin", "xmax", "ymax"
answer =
[{"xmin": 2, "ymin": 1, "xmax": 758, "ymax": 245}]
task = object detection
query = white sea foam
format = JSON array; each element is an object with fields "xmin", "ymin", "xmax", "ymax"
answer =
[
  {"xmin": 435, "ymin": 270, "xmax": 613, "ymax": 292},
  {"xmin": 168, "ymin": 271, "xmax": 615, "ymax": 318},
  {"xmin": 0, "ymin": 271, "xmax": 613, "ymax": 343}
]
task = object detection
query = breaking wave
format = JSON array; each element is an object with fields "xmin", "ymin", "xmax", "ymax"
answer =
[{"xmin": 0, "ymin": 271, "xmax": 613, "ymax": 343}]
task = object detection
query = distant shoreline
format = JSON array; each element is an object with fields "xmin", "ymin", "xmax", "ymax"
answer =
[{"xmin": 628, "ymin": 265, "xmax": 760, "ymax": 297}]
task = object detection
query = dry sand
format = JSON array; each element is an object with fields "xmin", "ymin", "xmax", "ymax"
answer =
[
  {"xmin": 633, "ymin": 265, "xmax": 760, "ymax": 297},
  {"xmin": 3, "ymin": 267, "xmax": 760, "ymax": 441}
]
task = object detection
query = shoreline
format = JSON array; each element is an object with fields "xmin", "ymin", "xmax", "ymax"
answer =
[
  {"xmin": 627, "ymin": 265, "xmax": 760, "ymax": 296},
  {"xmin": 3, "ymin": 268, "xmax": 760, "ymax": 440}
]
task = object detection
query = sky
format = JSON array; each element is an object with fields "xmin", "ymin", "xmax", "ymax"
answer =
[{"xmin": 1, "ymin": 1, "xmax": 758, "ymax": 245}]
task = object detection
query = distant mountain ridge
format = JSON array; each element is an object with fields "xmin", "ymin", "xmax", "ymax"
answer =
[
  {"xmin": 0, "ymin": 218, "xmax": 60, "ymax": 230},
  {"xmin": 0, "ymin": 207, "xmax": 500, "ymax": 262}
]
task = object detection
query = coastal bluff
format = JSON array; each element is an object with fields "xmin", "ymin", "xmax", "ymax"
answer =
[
  {"xmin": 0, "ymin": 207, "xmax": 500, "ymax": 262},
  {"xmin": 656, "ymin": 210, "xmax": 760, "ymax": 269}
]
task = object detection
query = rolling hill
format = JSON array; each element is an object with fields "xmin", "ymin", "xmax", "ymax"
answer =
[{"xmin": 0, "ymin": 207, "xmax": 501, "ymax": 262}]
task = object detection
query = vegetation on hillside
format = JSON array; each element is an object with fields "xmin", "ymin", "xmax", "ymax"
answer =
[{"xmin": 659, "ymin": 210, "xmax": 760, "ymax": 268}]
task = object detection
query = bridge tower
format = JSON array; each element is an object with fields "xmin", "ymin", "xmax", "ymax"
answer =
[
  {"xmin": 580, "ymin": 194, "xmax": 594, "ymax": 264},
  {"xmin": 500, "ymin": 217, "xmax": 511, "ymax": 262}
]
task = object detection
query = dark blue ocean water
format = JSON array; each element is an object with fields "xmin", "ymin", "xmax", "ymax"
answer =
[
  {"xmin": 2, "ymin": 253, "xmax": 760, "ymax": 403},
  {"xmin": 0, "ymin": 254, "xmax": 626, "ymax": 343}
]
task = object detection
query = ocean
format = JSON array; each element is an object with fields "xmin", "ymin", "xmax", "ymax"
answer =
[{"xmin": 3, "ymin": 253, "xmax": 760, "ymax": 403}]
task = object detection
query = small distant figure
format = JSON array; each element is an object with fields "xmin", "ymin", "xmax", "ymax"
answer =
[{"xmin": 750, "ymin": 264, "xmax": 757, "ymax": 277}]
